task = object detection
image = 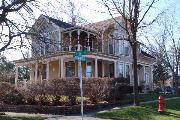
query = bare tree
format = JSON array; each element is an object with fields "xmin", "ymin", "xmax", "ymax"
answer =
[
  {"xmin": 155, "ymin": 17, "xmax": 180, "ymax": 93},
  {"xmin": 101, "ymin": 0, "xmax": 159, "ymax": 105},
  {"xmin": 0, "ymin": 0, "xmax": 37, "ymax": 53}
]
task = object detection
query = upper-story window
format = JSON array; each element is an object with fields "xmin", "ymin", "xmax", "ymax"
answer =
[
  {"xmin": 109, "ymin": 40, "xmax": 114, "ymax": 54},
  {"xmin": 145, "ymin": 73, "xmax": 150, "ymax": 83},
  {"xmin": 124, "ymin": 45, "xmax": 129, "ymax": 56},
  {"xmin": 40, "ymin": 33, "xmax": 50, "ymax": 55},
  {"xmin": 118, "ymin": 41, "xmax": 130, "ymax": 56}
]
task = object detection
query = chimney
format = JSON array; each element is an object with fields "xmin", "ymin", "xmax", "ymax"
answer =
[{"xmin": 71, "ymin": 17, "xmax": 76, "ymax": 26}]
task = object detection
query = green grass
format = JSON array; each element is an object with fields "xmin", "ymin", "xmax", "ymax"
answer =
[
  {"xmin": 95, "ymin": 98, "xmax": 180, "ymax": 120},
  {"xmin": 0, "ymin": 116, "xmax": 44, "ymax": 120},
  {"xmin": 123, "ymin": 93, "xmax": 180, "ymax": 103}
]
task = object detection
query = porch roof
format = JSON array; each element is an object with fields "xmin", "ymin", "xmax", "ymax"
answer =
[{"xmin": 14, "ymin": 52, "xmax": 119, "ymax": 66}]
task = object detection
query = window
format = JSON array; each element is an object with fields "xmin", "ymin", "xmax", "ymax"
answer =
[
  {"xmin": 86, "ymin": 62, "xmax": 92, "ymax": 77},
  {"xmin": 65, "ymin": 61, "xmax": 75, "ymax": 77},
  {"xmin": 45, "ymin": 42, "xmax": 50, "ymax": 54},
  {"xmin": 145, "ymin": 73, "xmax": 150, "ymax": 83},
  {"xmin": 125, "ymin": 64, "xmax": 130, "ymax": 78},
  {"xmin": 109, "ymin": 40, "xmax": 114, "ymax": 54},
  {"xmin": 42, "ymin": 64, "xmax": 47, "ymax": 79},
  {"xmin": 118, "ymin": 63, "xmax": 124, "ymax": 77},
  {"xmin": 124, "ymin": 46, "xmax": 129, "ymax": 56},
  {"xmin": 115, "ymin": 40, "xmax": 119, "ymax": 55},
  {"xmin": 119, "ymin": 42, "xmax": 124, "ymax": 55}
]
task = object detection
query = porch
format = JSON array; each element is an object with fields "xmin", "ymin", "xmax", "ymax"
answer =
[{"xmin": 15, "ymin": 53, "xmax": 118, "ymax": 86}]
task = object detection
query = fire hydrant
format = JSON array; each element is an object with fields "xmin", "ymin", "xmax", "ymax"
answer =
[{"xmin": 158, "ymin": 95, "xmax": 165, "ymax": 113}]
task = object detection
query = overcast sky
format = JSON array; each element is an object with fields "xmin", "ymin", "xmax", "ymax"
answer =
[{"xmin": 2, "ymin": 0, "xmax": 180, "ymax": 61}]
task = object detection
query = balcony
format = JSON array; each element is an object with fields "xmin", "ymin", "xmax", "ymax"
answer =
[{"xmin": 61, "ymin": 27, "xmax": 102, "ymax": 53}]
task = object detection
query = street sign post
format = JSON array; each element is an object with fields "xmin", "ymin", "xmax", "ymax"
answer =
[{"xmin": 73, "ymin": 50, "xmax": 87, "ymax": 120}]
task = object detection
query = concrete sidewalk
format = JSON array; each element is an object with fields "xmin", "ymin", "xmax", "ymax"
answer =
[{"xmin": 44, "ymin": 116, "xmax": 111, "ymax": 120}]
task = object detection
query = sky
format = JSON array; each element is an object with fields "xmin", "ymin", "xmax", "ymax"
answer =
[{"xmin": 2, "ymin": 0, "xmax": 180, "ymax": 61}]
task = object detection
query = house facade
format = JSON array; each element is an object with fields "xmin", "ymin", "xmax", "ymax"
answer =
[{"xmin": 14, "ymin": 15, "xmax": 155, "ymax": 92}]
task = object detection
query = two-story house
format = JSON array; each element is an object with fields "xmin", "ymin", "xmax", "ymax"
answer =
[{"xmin": 14, "ymin": 15, "xmax": 155, "ymax": 92}]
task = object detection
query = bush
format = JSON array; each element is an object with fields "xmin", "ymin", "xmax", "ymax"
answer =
[
  {"xmin": 16, "ymin": 77, "xmax": 131, "ymax": 106},
  {"xmin": 108, "ymin": 77, "xmax": 131, "ymax": 102},
  {"xmin": 0, "ymin": 82, "xmax": 24, "ymax": 105},
  {"xmin": 21, "ymin": 82, "xmax": 51, "ymax": 105},
  {"xmin": 84, "ymin": 78, "xmax": 112, "ymax": 104}
]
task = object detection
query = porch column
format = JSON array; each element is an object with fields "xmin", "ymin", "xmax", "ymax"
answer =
[
  {"xmin": 35, "ymin": 62, "xmax": 38, "ymax": 83},
  {"xmin": 77, "ymin": 29, "xmax": 81, "ymax": 51},
  {"xmin": 102, "ymin": 61, "xmax": 105, "ymax": 77},
  {"xmin": 95, "ymin": 58, "xmax": 98, "ymax": 77},
  {"xmin": 58, "ymin": 59, "xmax": 61, "ymax": 78},
  {"xmin": 23, "ymin": 79, "xmax": 27, "ymax": 88},
  {"xmin": 151, "ymin": 65, "xmax": 154, "ymax": 90},
  {"xmin": 29, "ymin": 65, "xmax": 33, "ymax": 81},
  {"xmin": 69, "ymin": 32, "xmax": 72, "ymax": 51},
  {"xmin": 15, "ymin": 65, "xmax": 18, "ymax": 87},
  {"xmin": 87, "ymin": 32, "xmax": 90, "ymax": 51},
  {"xmin": 114, "ymin": 61, "xmax": 117, "ymax": 78},
  {"xmin": 60, "ymin": 57, "xmax": 64, "ymax": 78},
  {"xmin": 46, "ymin": 61, "xmax": 49, "ymax": 80},
  {"xmin": 143, "ymin": 64, "xmax": 147, "ymax": 93}
]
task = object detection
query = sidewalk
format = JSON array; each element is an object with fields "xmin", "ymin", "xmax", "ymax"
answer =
[{"xmin": 5, "ymin": 97, "xmax": 180, "ymax": 120}]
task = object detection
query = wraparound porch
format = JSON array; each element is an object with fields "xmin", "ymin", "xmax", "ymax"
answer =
[{"xmin": 15, "ymin": 54, "xmax": 118, "ymax": 86}]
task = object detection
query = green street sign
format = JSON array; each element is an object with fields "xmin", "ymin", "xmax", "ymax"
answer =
[
  {"xmin": 73, "ymin": 50, "xmax": 87, "ymax": 61},
  {"xmin": 80, "ymin": 50, "xmax": 88, "ymax": 55},
  {"xmin": 74, "ymin": 56, "xmax": 86, "ymax": 61},
  {"xmin": 73, "ymin": 50, "xmax": 87, "ymax": 57}
]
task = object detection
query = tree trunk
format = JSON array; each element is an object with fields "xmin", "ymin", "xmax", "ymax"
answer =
[
  {"xmin": 132, "ymin": 41, "xmax": 139, "ymax": 106},
  {"xmin": 174, "ymin": 74, "xmax": 178, "ymax": 94},
  {"xmin": 175, "ymin": 64, "xmax": 179, "ymax": 94}
]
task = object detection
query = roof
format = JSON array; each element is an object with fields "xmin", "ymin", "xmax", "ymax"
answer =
[
  {"xmin": 45, "ymin": 16, "xmax": 74, "ymax": 29},
  {"xmin": 43, "ymin": 15, "xmax": 122, "ymax": 33},
  {"xmin": 141, "ymin": 51, "xmax": 155, "ymax": 59},
  {"xmin": 83, "ymin": 16, "xmax": 122, "ymax": 32}
]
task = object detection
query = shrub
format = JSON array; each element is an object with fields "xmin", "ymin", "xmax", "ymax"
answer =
[
  {"xmin": 84, "ymin": 78, "xmax": 112, "ymax": 104},
  {"xmin": 0, "ymin": 82, "xmax": 24, "ymax": 105},
  {"xmin": 21, "ymin": 82, "xmax": 51, "ymax": 105},
  {"xmin": 108, "ymin": 77, "xmax": 131, "ymax": 102},
  {"xmin": 49, "ymin": 78, "xmax": 80, "ymax": 105},
  {"xmin": 17, "ymin": 77, "xmax": 131, "ymax": 105}
]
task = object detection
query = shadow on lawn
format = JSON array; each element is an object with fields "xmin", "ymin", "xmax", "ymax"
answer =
[
  {"xmin": 143, "ymin": 106, "xmax": 180, "ymax": 120},
  {"xmin": 143, "ymin": 98, "xmax": 180, "ymax": 111},
  {"xmin": 163, "ymin": 111, "xmax": 180, "ymax": 119}
]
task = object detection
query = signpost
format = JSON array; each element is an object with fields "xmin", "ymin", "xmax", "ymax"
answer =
[{"xmin": 73, "ymin": 50, "xmax": 87, "ymax": 120}]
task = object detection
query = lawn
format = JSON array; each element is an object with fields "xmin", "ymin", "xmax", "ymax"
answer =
[
  {"xmin": 95, "ymin": 98, "xmax": 180, "ymax": 120},
  {"xmin": 123, "ymin": 93, "xmax": 180, "ymax": 103},
  {"xmin": 0, "ymin": 115, "xmax": 44, "ymax": 120}
]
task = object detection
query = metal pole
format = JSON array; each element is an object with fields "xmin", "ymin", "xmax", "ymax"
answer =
[{"xmin": 79, "ymin": 61, "xmax": 83, "ymax": 120}]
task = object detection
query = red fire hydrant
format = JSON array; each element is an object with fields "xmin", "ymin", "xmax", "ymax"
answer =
[{"xmin": 158, "ymin": 95, "xmax": 165, "ymax": 113}]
